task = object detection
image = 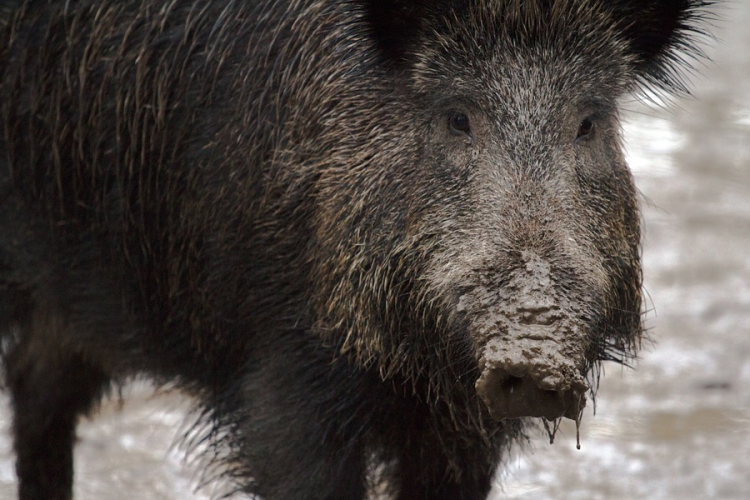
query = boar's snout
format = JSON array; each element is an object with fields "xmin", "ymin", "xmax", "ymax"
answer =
[
  {"xmin": 476, "ymin": 358, "xmax": 588, "ymax": 421},
  {"xmin": 474, "ymin": 304, "xmax": 589, "ymax": 421}
]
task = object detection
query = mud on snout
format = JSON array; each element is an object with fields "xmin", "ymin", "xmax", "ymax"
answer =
[
  {"xmin": 458, "ymin": 256, "xmax": 602, "ymax": 423},
  {"xmin": 474, "ymin": 319, "xmax": 589, "ymax": 422}
]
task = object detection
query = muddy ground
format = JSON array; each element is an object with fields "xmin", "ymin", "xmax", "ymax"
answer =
[{"xmin": 0, "ymin": 3, "xmax": 748, "ymax": 499}]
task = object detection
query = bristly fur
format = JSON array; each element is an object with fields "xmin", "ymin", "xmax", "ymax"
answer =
[
  {"xmin": 366, "ymin": 0, "xmax": 717, "ymax": 95},
  {"xmin": 0, "ymin": 1, "xmax": 716, "ymax": 499},
  {"xmin": 608, "ymin": 0, "xmax": 718, "ymax": 96}
]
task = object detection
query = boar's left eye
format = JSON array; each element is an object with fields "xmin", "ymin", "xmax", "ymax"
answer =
[
  {"xmin": 575, "ymin": 117, "xmax": 594, "ymax": 143},
  {"xmin": 449, "ymin": 111, "xmax": 473, "ymax": 144}
]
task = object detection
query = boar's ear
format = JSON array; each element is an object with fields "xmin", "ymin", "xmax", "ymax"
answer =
[
  {"xmin": 613, "ymin": 0, "xmax": 715, "ymax": 93},
  {"xmin": 363, "ymin": 0, "xmax": 454, "ymax": 64}
]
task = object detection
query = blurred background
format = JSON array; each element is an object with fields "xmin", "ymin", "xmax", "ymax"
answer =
[{"xmin": 0, "ymin": 2, "xmax": 747, "ymax": 499}]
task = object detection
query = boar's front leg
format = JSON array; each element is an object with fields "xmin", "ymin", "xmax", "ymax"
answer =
[
  {"xmin": 237, "ymin": 334, "xmax": 374, "ymax": 500},
  {"xmin": 0, "ymin": 196, "xmax": 117, "ymax": 500},
  {"xmin": 388, "ymin": 403, "xmax": 504, "ymax": 500},
  {"xmin": 396, "ymin": 442, "xmax": 495, "ymax": 500},
  {"xmin": 3, "ymin": 295, "xmax": 110, "ymax": 500}
]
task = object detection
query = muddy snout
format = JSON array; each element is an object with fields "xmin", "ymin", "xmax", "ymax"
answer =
[{"xmin": 475, "ymin": 314, "xmax": 589, "ymax": 421}]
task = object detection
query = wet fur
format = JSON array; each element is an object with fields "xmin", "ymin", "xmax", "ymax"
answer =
[{"xmin": 0, "ymin": 1, "xmax": 713, "ymax": 499}]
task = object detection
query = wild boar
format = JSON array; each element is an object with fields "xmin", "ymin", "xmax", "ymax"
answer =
[{"xmin": 0, "ymin": 1, "xmax": 713, "ymax": 499}]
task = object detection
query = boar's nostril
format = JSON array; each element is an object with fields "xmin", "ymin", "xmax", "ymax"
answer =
[{"xmin": 501, "ymin": 375, "xmax": 524, "ymax": 394}]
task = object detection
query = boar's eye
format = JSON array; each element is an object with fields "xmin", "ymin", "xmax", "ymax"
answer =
[
  {"xmin": 449, "ymin": 111, "xmax": 473, "ymax": 143},
  {"xmin": 575, "ymin": 117, "xmax": 594, "ymax": 143},
  {"xmin": 449, "ymin": 112, "xmax": 470, "ymax": 133}
]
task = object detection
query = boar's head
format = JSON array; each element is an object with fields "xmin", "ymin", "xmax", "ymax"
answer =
[{"xmin": 309, "ymin": 0, "xmax": 711, "ymax": 424}]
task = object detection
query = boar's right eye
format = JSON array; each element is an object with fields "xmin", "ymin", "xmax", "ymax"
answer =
[
  {"xmin": 449, "ymin": 111, "xmax": 473, "ymax": 144},
  {"xmin": 575, "ymin": 117, "xmax": 594, "ymax": 143}
]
